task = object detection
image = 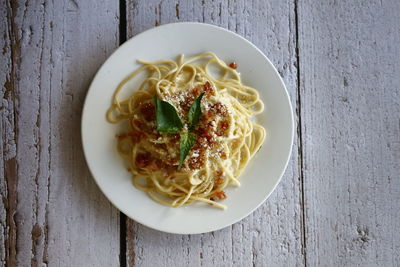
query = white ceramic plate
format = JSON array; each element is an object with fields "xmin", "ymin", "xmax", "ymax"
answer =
[{"xmin": 82, "ymin": 22, "xmax": 293, "ymax": 234}]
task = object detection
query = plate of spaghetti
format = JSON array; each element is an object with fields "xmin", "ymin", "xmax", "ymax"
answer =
[{"xmin": 82, "ymin": 22, "xmax": 293, "ymax": 234}]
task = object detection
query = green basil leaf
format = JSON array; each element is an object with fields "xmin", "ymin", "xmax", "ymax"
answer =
[
  {"xmin": 154, "ymin": 96, "xmax": 183, "ymax": 134},
  {"xmin": 179, "ymin": 132, "xmax": 197, "ymax": 168},
  {"xmin": 188, "ymin": 92, "xmax": 205, "ymax": 131}
]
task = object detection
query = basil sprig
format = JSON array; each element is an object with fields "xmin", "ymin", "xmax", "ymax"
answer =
[
  {"xmin": 154, "ymin": 93, "xmax": 204, "ymax": 168},
  {"xmin": 179, "ymin": 132, "xmax": 197, "ymax": 168},
  {"xmin": 154, "ymin": 96, "xmax": 183, "ymax": 133},
  {"xmin": 188, "ymin": 93, "xmax": 205, "ymax": 131}
]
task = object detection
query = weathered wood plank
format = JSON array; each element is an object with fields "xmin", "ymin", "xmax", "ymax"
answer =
[
  {"xmin": 2, "ymin": 1, "xmax": 23, "ymax": 265},
  {"xmin": 1, "ymin": 0, "xmax": 120, "ymax": 265},
  {"xmin": 125, "ymin": 1, "xmax": 304, "ymax": 266},
  {"xmin": 1, "ymin": 0, "xmax": 17, "ymax": 265},
  {"xmin": 298, "ymin": 0, "xmax": 400, "ymax": 266}
]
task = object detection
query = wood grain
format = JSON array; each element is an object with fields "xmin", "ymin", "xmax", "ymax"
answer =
[
  {"xmin": 1, "ymin": 0, "xmax": 120, "ymax": 265},
  {"xmin": 125, "ymin": 1, "xmax": 304, "ymax": 266},
  {"xmin": 298, "ymin": 0, "xmax": 400, "ymax": 266},
  {"xmin": 1, "ymin": 1, "xmax": 17, "ymax": 265}
]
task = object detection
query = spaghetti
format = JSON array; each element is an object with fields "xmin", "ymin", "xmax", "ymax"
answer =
[{"xmin": 106, "ymin": 52, "xmax": 266, "ymax": 209}]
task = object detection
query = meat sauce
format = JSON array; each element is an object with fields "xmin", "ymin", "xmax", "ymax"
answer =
[
  {"xmin": 135, "ymin": 152, "xmax": 152, "ymax": 169},
  {"xmin": 124, "ymin": 81, "xmax": 230, "ymax": 175},
  {"xmin": 116, "ymin": 130, "xmax": 145, "ymax": 143},
  {"xmin": 210, "ymin": 191, "xmax": 227, "ymax": 201},
  {"xmin": 180, "ymin": 81, "xmax": 215, "ymax": 112},
  {"xmin": 228, "ymin": 62, "xmax": 237, "ymax": 69},
  {"xmin": 211, "ymin": 171, "xmax": 227, "ymax": 201},
  {"xmin": 139, "ymin": 102, "xmax": 155, "ymax": 121}
]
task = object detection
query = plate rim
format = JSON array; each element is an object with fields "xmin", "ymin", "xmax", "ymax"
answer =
[{"xmin": 81, "ymin": 22, "xmax": 294, "ymax": 234}]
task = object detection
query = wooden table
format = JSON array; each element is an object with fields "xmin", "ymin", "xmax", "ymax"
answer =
[{"xmin": 1, "ymin": 1, "xmax": 399, "ymax": 266}]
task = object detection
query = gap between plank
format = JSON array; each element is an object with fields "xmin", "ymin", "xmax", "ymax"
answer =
[
  {"xmin": 294, "ymin": 0, "xmax": 307, "ymax": 266},
  {"xmin": 119, "ymin": 1, "xmax": 127, "ymax": 266},
  {"xmin": 119, "ymin": 0, "xmax": 127, "ymax": 45}
]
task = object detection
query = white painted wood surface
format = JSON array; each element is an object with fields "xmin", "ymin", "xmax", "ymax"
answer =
[
  {"xmin": 1, "ymin": 0, "xmax": 399, "ymax": 266},
  {"xmin": 298, "ymin": 1, "xmax": 400, "ymax": 266},
  {"xmin": 1, "ymin": 0, "xmax": 120, "ymax": 266}
]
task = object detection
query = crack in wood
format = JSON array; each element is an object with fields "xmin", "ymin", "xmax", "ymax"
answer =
[
  {"xmin": 119, "ymin": 0, "xmax": 127, "ymax": 45},
  {"xmin": 293, "ymin": 0, "xmax": 307, "ymax": 266},
  {"xmin": 175, "ymin": 3, "xmax": 179, "ymax": 19},
  {"xmin": 201, "ymin": 0, "xmax": 205, "ymax": 22},
  {"xmin": 31, "ymin": 1, "xmax": 48, "ymax": 265},
  {"xmin": 119, "ymin": 1, "xmax": 128, "ymax": 266}
]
